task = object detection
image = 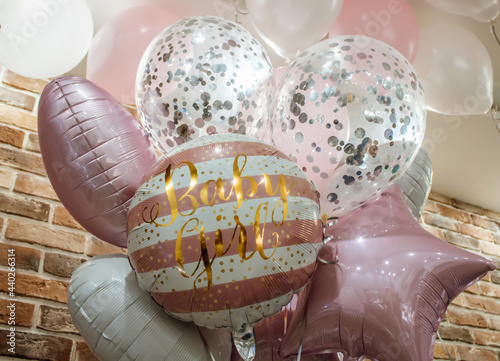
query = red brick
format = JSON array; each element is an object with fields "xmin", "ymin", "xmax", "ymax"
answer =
[
  {"xmin": 0, "ymin": 168, "xmax": 14, "ymax": 189},
  {"xmin": 459, "ymin": 293, "xmax": 500, "ymax": 315},
  {"xmin": 0, "ymin": 329, "xmax": 72, "ymax": 361},
  {"xmin": 5, "ymin": 219, "xmax": 86, "ymax": 253},
  {"xmin": 460, "ymin": 223, "xmax": 494, "ymax": 242},
  {"xmin": 14, "ymin": 172, "xmax": 58, "ymax": 201},
  {"xmin": 87, "ymin": 236, "xmax": 126, "ymax": 257},
  {"xmin": 444, "ymin": 231, "xmax": 480, "ymax": 250},
  {"xmin": 428, "ymin": 191, "xmax": 452, "ymax": 205},
  {"xmin": 465, "ymin": 282, "xmax": 481, "ymax": 295},
  {"xmin": 447, "ymin": 305, "xmax": 488, "ymax": 327},
  {"xmin": 421, "ymin": 224, "xmax": 445, "ymax": 240},
  {"xmin": 0, "ymin": 242, "xmax": 41, "ymax": 271},
  {"xmin": 488, "ymin": 314, "xmax": 500, "ymax": 331},
  {"xmin": 437, "ymin": 323, "xmax": 473, "ymax": 342},
  {"xmin": 479, "ymin": 282, "xmax": 500, "ymax": 298},
  {"xmin": 452, "ymin": 198, "xmax": 485, "ymax": 215},
  {"xmin": 480, "ymin": 242, "xmax": 500, "ymax": 258},
  {"xmin": 433, "ymin": 341, "xmax": 456, "ymax": 360},
  {"xmin": 38, "ymin": 305, "xmax": 79, "ymax": 334},
  {"xmin": 472, "ymin": 214, "xmax": 500, "ymax": 232},
  {"xmin": 76, "ymin": 342, "xmax": 99, "ymax": 361},
  {"xmin": 423, "ymin": 200, "xmax": 438, "ymax": 213},
  {"xmin": 44, "ymin": 252, "xmax": 86, "ymax": 278},
  {"xmin": 0, "ymin": 191, "xmax": 50, "ymax": 221},
  {"xmin": 0, "ymin": 146, "xmax": 46, "ymax": 176},
  {"xmin": 0, "ymin": 124, "xmax": 25, "ymax": 148},
  {"xmin": 0, "ymin": 85, "xmax": 36, "ymax": 111},
  {"xmin": 25, "ymin": 133, "xmax": 40, "ymax": 153},
  {"xmin": 53, "ymin": 206, "xmax": 85, "ymax": 231},
  {"xmin": 3, "ymin": 70, "xmax": 48, "ymax": 93},
  {"xmin": 0, "ymin": 298, "xmax": 35, "ymax": 327},
  {"xmin": 455, "ymin": 345, "xmax": 497, "ymax": 361},
  {"xmin": 485, "ymin": 209, "xmax": 500, "ymax": 222},
  {"xmin": 491, "ymin": 271, "xmax": 500, "ymax": 284},
  {"xmin": 471, "ymin": 329, "xmax": 500, "ymax": 347},
  {"xmin": 0, "ymin": 103, "xmax": 37, "ymax": 131},
  {"xmin": 436, "ymin": 203, "xmax": 471, "ymax": 223},
  {"xmin": 422, "ymin": 212, "xmax": 459, "ymax": 231},
  {"xmin": 0, "ymin": 270, "xmax": 68, "ymax": 303}
]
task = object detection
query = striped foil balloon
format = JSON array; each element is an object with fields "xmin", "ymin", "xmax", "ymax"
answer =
[{"xmin": 127, "ymin": 134, "xmax": 322, "ymax": 331}]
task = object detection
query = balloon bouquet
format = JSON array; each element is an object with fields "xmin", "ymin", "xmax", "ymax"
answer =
[{"xmin": 37, "ymin": 14, "xmax": 495, "ymax": 361}]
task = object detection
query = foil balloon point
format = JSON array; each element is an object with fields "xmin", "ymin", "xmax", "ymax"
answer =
[
  {"xmin": 267, "ymin": 36, "xmax": 426, "ymax": 220},
  {"xmin": 135, "ymin": 16, "xmax": 275, "ymax": 154},
  {"xmin": 38, "ymin": 76, "xmax": 158, "ymax": 248},
  {"xmin": 127, "ymin": 134, "xmax": 323, "ymax": 360},
  {"xmin": 280, "ymin": 185, "xmax": 496, "ymax": 361}
]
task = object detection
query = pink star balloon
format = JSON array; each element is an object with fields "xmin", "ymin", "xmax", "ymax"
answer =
[{"xmin": 280, "ymin": 185, "xmax": 495, "ymax": 361}]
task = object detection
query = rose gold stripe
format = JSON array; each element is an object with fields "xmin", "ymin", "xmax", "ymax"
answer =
[
  {"xmin": 129, "ymin": 218, "xmax": 322, "ymax": 271},
  {"xmin": 149, "ymin": 262, "xmax": 315, "ymax": 313}
]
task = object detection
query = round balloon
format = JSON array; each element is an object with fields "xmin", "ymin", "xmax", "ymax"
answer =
[
  {"xmin": 127, "ymin": 134, "xmax": 323, "ymax": 354},
  {"xmin": 0, "ymin": 0, "xmax": 93, "ymax": 79},
  {"xmin": 413, "ymin": 23, "xmax": 493, "ymax": 116},
  {"xmin": 246, "ymin": 0, "xmax": 343, "ymax": 60},
  {"xmin": 329, "ymin": 0, "xmax": 419, "ymax": 63},
  {"xmin": 86, "ymin": 6, "xmax": 179, "ymax": 104},
  {"xmin": 135, "ymin": 16, "xmax": 275, "ymax": 154},
  {"xmin": 268, "ymin": 36, "xmax": 427, "ymax": 220}
]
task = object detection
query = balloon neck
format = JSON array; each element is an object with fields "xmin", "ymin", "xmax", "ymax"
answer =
[{"xmin": 232, "ymin": 324, "xmax": 256, "ymax": 361}]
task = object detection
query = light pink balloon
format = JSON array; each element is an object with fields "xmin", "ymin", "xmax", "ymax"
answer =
[
  {"xmin": 38, "ymin": 76, "xmax": 159, "ymax": 248},
  {"xmin": 280, "ymin": 185, "xmax": 495, "ymax": 360},
  {"xmin": 329, "ymin": 0, "xmax": 419, "ymax": 62},
  {"xmin": 86, "ymin": 6, "xmax": 179, "ymax": 104}
]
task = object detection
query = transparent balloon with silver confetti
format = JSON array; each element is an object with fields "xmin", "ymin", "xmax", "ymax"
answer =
[
  {"xmin": 268, "ymin": 36, "xmax": 427, "ymax": 220},
  {"xmin": 135, "ymin": 16, "xmax": 275, "ymax": 153}
]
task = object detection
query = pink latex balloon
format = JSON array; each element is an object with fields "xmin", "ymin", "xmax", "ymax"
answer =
[
  {"xmin": 38, "ymin": 76, "xmax": 159, "ymax": 248},
  {"xmin": 86, "ymin": 6, "xmax": 179, "ymax": 104},
  {"xmin": 329, "ymin": 0, "xmax": 419, "ymax": 62},
  {"xmin": 280, "ymin": 185, "xmax": 495, "ymax": 361}
]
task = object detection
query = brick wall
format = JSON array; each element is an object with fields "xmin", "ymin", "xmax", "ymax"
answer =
[
  {"xmin": 422, "ymin": 194, "xmax": 500, "ymax": 361},
  {"xmin": 0, "ymin": 66, "xmax": 498, "ymax": 361},
  {"xmin": 0, "ymin": 67, "xmax": 124, "ymax": 361}
]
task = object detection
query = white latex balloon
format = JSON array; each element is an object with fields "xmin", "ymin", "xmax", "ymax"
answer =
[
  {"xmin": 413, "ymin": 24, "xmax": 493, "ymax": 116},
  {"xmin": 68, "ymin": 255, "xmax": 231, "ymax": 361},
  {"xmin": 424, "ymin": 0, "xmax": 499, "ymax": 22},
  {"xmin": 246, "ymin": 0, "xmax": 343, "ymax": 59},
  {"xmin": 396, "ymin": 147, "xmax": 433, "ymax": 219},
  {"xmin": 0, "ymin": 0, "xmax": 93, "ymax": 79}
]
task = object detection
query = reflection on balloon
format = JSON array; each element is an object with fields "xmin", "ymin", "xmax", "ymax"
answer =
[
  {"xmin": 246, "ymin": 0, "xmax": 343, "ymax": 60},
  {"xmin": 424, "ymin": 0, "xmax": 499, "ymax": 22},
  {"xmin": 135, "ymin": 16, "xmax": 275, "ymax": 154},
  {"xmin": 329, "ymin": 0, "xmax": 419, "ymax": 62},
  {"xmin": 0, "ymin": 0, "xmax": 93, "ymax": 79},
  {"xmin": 280, "ymin": 185, "xmax": 495, "ymax": 361},
  {"xmin": 127, "ymin": 133, "xmax": 323, "ymax": 360},
  {"xmin": 396, "ymin": 146, "xmax": 433, "ymax": 219},
  {"xmin": 38, "ymin": 76, "xmax": 158, "ymax": 248},
  {"xmin": 413, "ymin": 23, "xmax": 493, "ymax": 116},
  {"xmin": 268, "ymin": 36, "xmax": 426, "ymax": 220},
  {"xmin": 68, "ymin": 254, "xmax": 230, "ymax": 361},
  {"xmin": 86, "ymin": 6, "xmax": 179, "ymax": 104}
]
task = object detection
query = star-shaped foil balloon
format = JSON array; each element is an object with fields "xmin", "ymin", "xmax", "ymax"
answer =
[{"xmin": 280, "ymin": 185, "xmax": 495, "ymax": 361}]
